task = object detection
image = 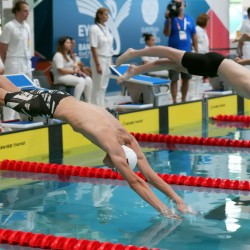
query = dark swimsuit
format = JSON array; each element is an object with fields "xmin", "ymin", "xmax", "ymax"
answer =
[{"xmin": 4, "ymin": 89, "xmax": 70, "ymax": 118}]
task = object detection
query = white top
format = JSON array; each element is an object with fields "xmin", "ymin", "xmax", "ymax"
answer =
[
  {"xmin": 141, "ymin": 46, "xmax": 159, "ymax": 63},
  {"xmin": 89, "ymin": 23, "xmax": 113, "ymax": 57},
  {"xmin": 0, "ymin": 19, "xmax": 31, "ymax": 58},
  {"xmin": 196, "ymin": 25, "xmax": 209, "ymax": 54},
  {"xmin": 240, "ymin": 18, "xmax": 250, "ymax": 39},
  {"xmin": 52, "ymin": 52, "xmax": 75, "ymax": 83},
  {"xmin": 240, "ymin": 18, "xmax": 250, "ymax": 58},
  {"xmin": 0, "ymin": 57, "xmax": 4, "ymax": 70}
]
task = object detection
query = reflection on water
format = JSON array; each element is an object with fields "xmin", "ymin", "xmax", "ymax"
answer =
[{"xmin": 0, "ymin": 173, "xmax": 250, "ymax": 249}]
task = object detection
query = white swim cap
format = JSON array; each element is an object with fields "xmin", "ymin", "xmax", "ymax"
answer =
[{"xmin": 122, "ymin": 145, "xmax": 137, "ymax": 170}]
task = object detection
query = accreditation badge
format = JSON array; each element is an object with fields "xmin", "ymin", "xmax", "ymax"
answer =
[{"xmin": 179, "ymin": 31, "xmax": 187, "ymax": 40}]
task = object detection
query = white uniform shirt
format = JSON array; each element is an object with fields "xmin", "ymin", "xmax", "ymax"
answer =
[
  {"xmin": 52, "ymin": 52, "xmax": 75, "ymax": 82},
  {"xmin": 196, "ymin": 25, "xmax": 209, "ymax": 54},
  {"xmin": 0, "ymin": 19, "xmax": 31, "ymax": 58},
  {"xmin": 0, "ymin": 57, "xmax": 4, "ymax": 71},
  {"xmin": 240, "ymin": 18, "xmax": 250, "ymax": 59},
  {"xmin": 89, "ymin": 23, "xmax": 113, "ymax": 57}
]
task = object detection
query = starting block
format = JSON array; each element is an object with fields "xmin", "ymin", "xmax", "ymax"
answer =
[{"xmin": 110, "ymin": 64, "xmax": 170, "ymax": 107}]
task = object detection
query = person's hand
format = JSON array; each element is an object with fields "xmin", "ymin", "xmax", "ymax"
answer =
[
  {"xmin": 160, "ymin": 208, "xmax": 182, "ymax": 220},
  {"xmin": 175, "ymin": 202, "xmax": 196, "ymax": 215},
  {"xmin": 164, "ymin": 10, "xmax": 171, "ymax": 19},
  {"xmin": 234, "ymin": 56, "xmax": 242, "ymax": 62},
  {"xmin": 97, "ymin": 64, "xmax": 102, "ymax": 74},
  {"xmin": 233, "ymin": 33, "xmax": 250, "ymax": 43}
]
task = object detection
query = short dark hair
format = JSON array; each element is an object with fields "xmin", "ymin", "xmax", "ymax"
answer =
[
  {"xmin": 196, "ymin": 13, "xmax": 209, "ymax": 28},
  {"xmin": 142, "ymin": 33, "xmax": 153, "ymax": 43},
  {"xmin": 247, "ymin": 7, "xmax": 250, "ymax": 15},
  {"xmin": 12, "ymin": 0, "xmax": 29, "ymax": 14}
]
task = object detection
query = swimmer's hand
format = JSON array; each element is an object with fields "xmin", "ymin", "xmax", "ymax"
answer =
[
  {"xmin": 176, "ymin": 202, "xmax": 197, "ymax": 215},
  {"xmin": 160, "ymin": 208, "xmax": 182, "ymax": 220}
]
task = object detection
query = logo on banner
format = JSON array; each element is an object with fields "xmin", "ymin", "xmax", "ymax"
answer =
[
  {"xmin": 141, "ymin": 0, "xmax": 159, "ymax": 25},
  {"xmin": 76, "ymin": 0, "xmax": 132, "ymax": 55}
]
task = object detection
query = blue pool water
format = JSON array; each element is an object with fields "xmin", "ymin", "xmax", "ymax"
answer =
[{"xmin": 1, "ymin": 123, "xmax": 250, "ymax": 249}]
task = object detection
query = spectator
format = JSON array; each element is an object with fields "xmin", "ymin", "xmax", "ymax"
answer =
[
  {"xmin": 141, "ymin": 33, "xmax": 168, "ymax": 78},
  {"xmin": 238, "ymin": 7, "xmax": 250, "ymax": 63},
  {"xmin": 89, "ymin": 7, "xmax": 114, "ymax": 107},
  {"xmin": 52, "ymin": 36, "xmax": 93, "ymax": 102},
  {"xmin": 70, "ymin": 37, "xmax": 92, "ymax": 77},
  {"xmin": 196, "ymin": 13, "xmax": 210, "ymax": 54},
  {"xmin": 141, "ymin": 33, "xmax": 159, "ymax": 64},
  {"xmin": 163, "ymin": 0, "xmax": 198, "ymax": 103},
  {"xmin": 196, "ymin": 13, "xmax": 210, "ymax": 82}
]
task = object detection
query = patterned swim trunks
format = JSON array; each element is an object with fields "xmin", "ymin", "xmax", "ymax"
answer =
[{"xmin": 4, "ymin": 89, "xmax": 70, "ymax": 118}]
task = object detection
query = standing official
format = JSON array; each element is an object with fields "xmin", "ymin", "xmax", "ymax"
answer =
[
  {"xmin": 0, "ymin": 0, "xmax": 32, "ymax": 121},
  {"xmin": 89, "ymin": 7, "xmax": 114, "ymax": 107}
]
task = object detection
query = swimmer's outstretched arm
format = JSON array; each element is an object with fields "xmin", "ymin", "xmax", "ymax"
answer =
[
  {"xmin": 0, "ymin": 75, "xmax": 20, "ymax": 92},
  {"xmin": 0, "ymin": 76, "xmax": 20, "ymax": 106}
]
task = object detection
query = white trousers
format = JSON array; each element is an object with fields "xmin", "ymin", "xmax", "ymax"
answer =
[
  {"xmin": 90, "ymin": 56, "xmax": 111, "ymax": 107},
  {"xmin": 3, "ymin": 57, "xmax": 32, "ymax": 121},
  {"xmin": 55, "ymin": 74, "xmax": 93, "ymax": 102},
  {"xmin": 5, "ymin": 57, "xmax": 32, "ymax": 79}
]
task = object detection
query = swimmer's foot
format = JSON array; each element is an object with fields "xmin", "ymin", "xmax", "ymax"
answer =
[
  {"xmin": 116, "ymin": 48, "xmax": 136, "ymax": 66},
  {"xmin": 117, "ymin": 64, "xmax": 137, "ymax": 83}
]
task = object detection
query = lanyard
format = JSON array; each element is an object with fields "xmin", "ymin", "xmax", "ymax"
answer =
[
  {"xmin": 176, "ymin": 18, "xmax": 187, "ymax": 31},
  {"xmin": 96, "ymin": 23, "xmax": 109, "ymax": 38}
]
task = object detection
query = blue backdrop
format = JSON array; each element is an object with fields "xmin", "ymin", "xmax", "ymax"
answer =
[{"xmin": 35, "ymin": 0, "xmax": 210, "ymax": 92}]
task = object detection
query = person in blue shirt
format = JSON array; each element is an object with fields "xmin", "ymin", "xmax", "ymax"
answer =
[{"xmin": 163, "ymin": 0, "xmax": 198, "ymax": 103}]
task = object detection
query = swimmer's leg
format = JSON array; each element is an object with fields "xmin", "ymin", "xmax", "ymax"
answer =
[
  {"xmin": 116, "ymin": 46, "xmax": 185, "ymax": 66},
  {"xmin": 117, "ymin": 58, "xmax": 186, "ymax": 83}
]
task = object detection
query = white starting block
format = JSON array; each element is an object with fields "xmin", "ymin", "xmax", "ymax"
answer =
[{"xmin": 110, "ymin": 64, "xmax": 170, "ymax": 108}]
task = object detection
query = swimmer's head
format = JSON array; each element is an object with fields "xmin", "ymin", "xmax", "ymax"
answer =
[{"xmin": 122, "ymin": 145, "xmax": 137, "ymax": 170}]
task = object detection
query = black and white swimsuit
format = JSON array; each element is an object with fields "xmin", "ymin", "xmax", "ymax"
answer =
[{"xmin": 4, "ymin": 89, "xmax": 70, "ymax": 118}]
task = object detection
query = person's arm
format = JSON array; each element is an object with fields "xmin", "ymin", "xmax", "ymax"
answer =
[
  {"xmin": 237, "ymin": 41, "xmax": 243, "ymax": 58},
  {"xmin": 234, "ymin": 56, "xmax": 250, "ymax": 65},
  {"xmin": 233, "ymin": 33, "xmax": 250, "ymax": 43},
  {"xmin": 91, "ymin": 47, "xmax": 102, "ymax": 74},
  {"xmin": 0, "ymin": 75, "xmax": 20, "ymax": 91},
  {"xmin": 163, "ymin": 16, "xmax": 172, "ymax": 36},
  {"xmin": 192, "ymin": 33, "xmax": 198, "ymax": 53},
  {"xmin": 0, "ymin": 43, "xmax": 8, "ymax": 63}
]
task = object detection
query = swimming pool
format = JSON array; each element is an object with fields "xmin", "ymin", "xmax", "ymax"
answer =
[{"xmin": 0, "ymin": 121, "xmax": 250, "ymax": 250}]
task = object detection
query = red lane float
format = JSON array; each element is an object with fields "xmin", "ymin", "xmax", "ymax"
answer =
[
  {"xmin": 1, "ymin": 160, "xmax": 249, "ymax": 191},
  {"xmin": 211, "ymin": 114, "xmax": 250, "ymax": 122},
  {"xmin": 0, "ymin": 228, "xmax": 157, "ymax": 250},
  {"xmin": 130, "ymin": 132, "xmax": 250, "ymax": 149}
]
